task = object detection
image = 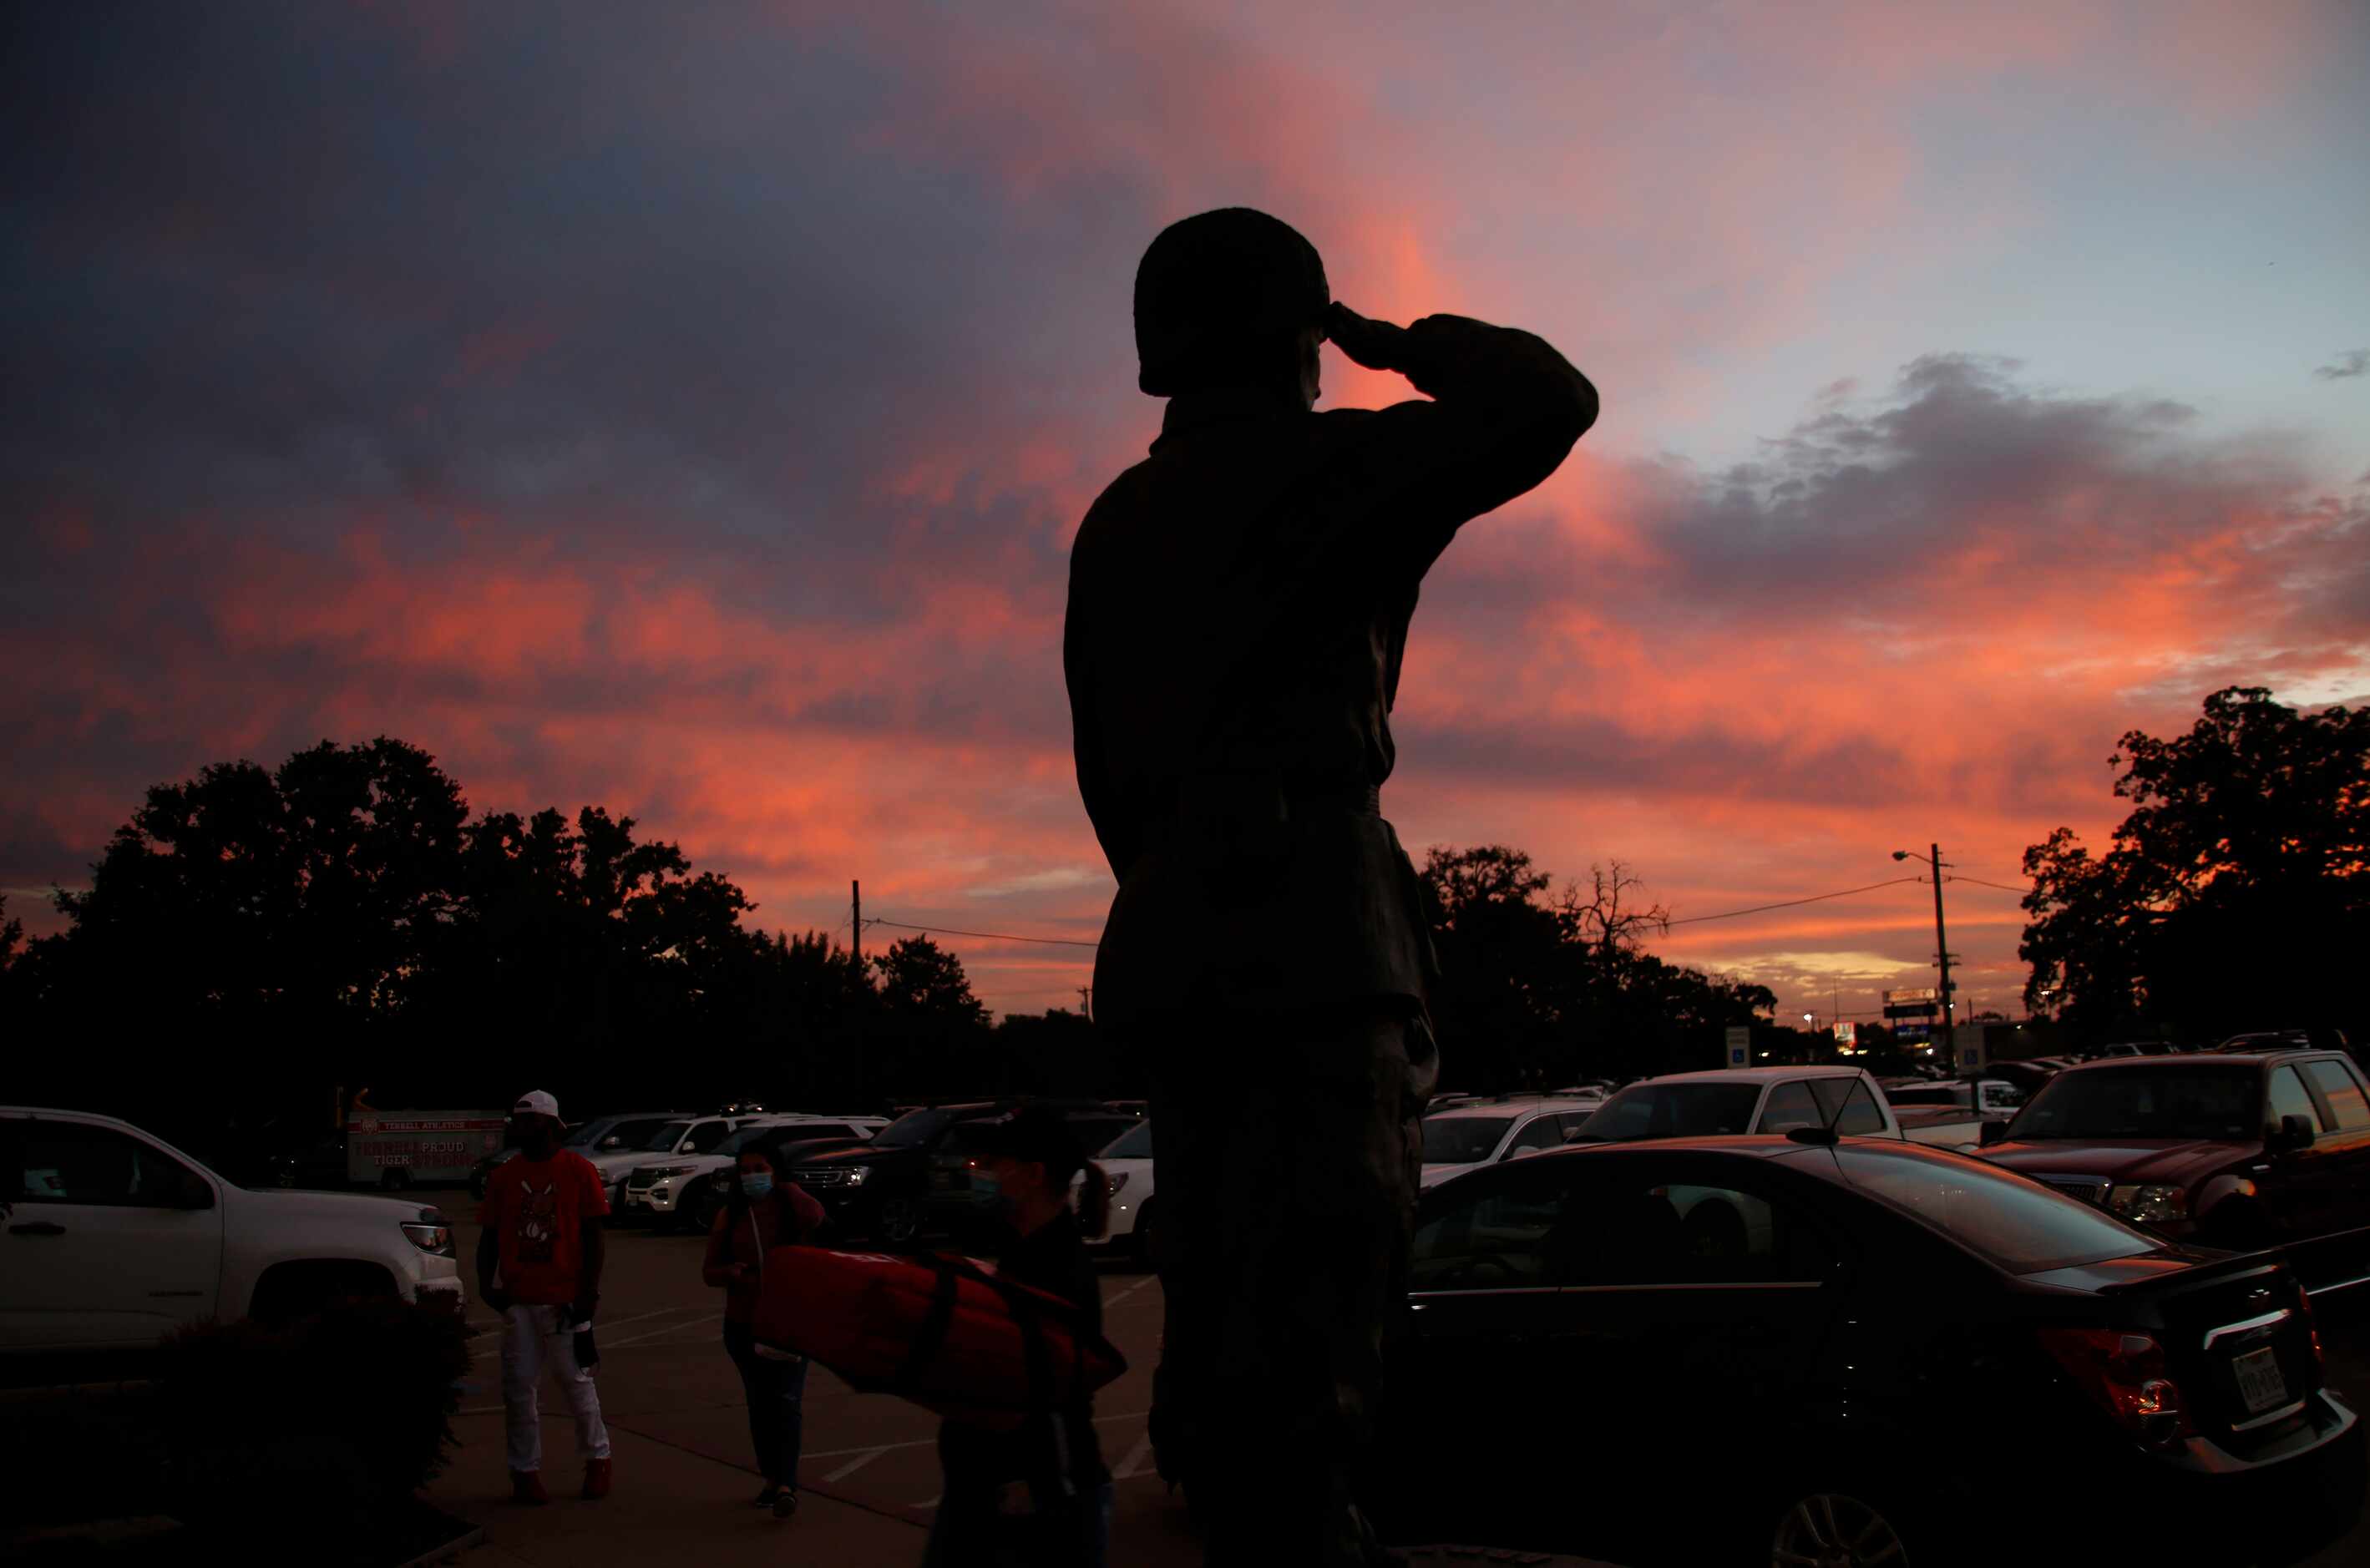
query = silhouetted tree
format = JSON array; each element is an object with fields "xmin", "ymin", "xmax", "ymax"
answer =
[
  {"xmin": 2021, "ymin": 687, "xmax": 2368, "ymax": 1045},
  {"xmin": 1420, "ymin": 843, "xmax": 1774, "ymax": 1089}
]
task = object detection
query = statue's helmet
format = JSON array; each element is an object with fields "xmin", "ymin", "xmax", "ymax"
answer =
[{"xmin": 1133, "ymin": 208, "xmax": 1329, "ymax": 396}]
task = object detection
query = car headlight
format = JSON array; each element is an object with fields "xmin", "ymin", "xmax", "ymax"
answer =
[
  {"xmin": 649, "ymin": 1163, "xmax": 699, "ymax": 1179},
  {"xmin": 1105, "ymin": 1172, "xmax": 1129, "ymax": 1196},
  {"xmin": 846, "ymin": 1166, "xmax": 869, "ymax": 1186},
  {"xmin": 2107, "ymin": 1184, "xmax": 2188, "ymax": 1224},
  {"xmin": 401, "ymin": 1222, "xmax": 455, "ymax": 1257}
]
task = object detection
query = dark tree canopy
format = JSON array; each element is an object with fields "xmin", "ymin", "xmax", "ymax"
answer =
[
  {"xmin": 2020, "ymin": 687, "xmax": 2368, "ymax": 1044},
  {"xmin": 4, "ymin": 738, "xmax": 1000, "ymax": 1156},
  {"xmin": 1420, "ymin": 844, "xmax": 1773, "ymax": 1089}
]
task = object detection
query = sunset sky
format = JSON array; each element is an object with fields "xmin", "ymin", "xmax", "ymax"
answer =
[{"xmin": 5, "ymin": 2, "xmax": 2366, "ymax": 1028}]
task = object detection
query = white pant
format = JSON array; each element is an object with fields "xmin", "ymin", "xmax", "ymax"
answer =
[{"xmin": 500, "ymin": 1304, "xmax": 610, "ymax": 1472}]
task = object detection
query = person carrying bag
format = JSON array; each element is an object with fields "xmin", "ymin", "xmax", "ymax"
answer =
[{"xmin": 701, "ymin": 1143, "xmax": 824, "ymax": 1519}]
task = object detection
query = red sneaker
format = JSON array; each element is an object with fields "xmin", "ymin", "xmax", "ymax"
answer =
[
  {"xmin": 582, "ymin": 1457, "xmax": 613, "ymax": 1500},
  {"xmin": 509, "ymin": 1470, "xmax": 549, "ymax": 1505}
]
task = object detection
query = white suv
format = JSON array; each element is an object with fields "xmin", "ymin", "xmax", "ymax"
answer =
[
  {"xmin": 1086, "ymin": 1118, "xmax": 1157, "ymax": 1260},
  {"xmin": 585, "ymin": 1111, "xmax": 777, "ymax": 1207},
  {"xmin": 1419, "ymin": 1097, "xmax": 1602, "ymax": 1189},
  {"xmin": 620, "ymin": 1115, "xmax": 888, "ymax": 1230},
  {"xmin": 1, "ymin": 1106, "xmax": 463, "ymax": 1357}
]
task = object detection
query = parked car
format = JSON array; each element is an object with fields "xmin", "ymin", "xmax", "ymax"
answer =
[
  {"xmin": 585, "ymin": 1111, "xmax": 776, "ymax": 1207},
  {"xmin": 1377, "ymin": 1135, "xmax": 2363, "ymax": 1565},
  {"xmin": 620, "ymin": 1114, "xmax": 887, "ymax": 1231},
  {"xmin": 2, "ymin": 1106, "xmax": 464, "ymax": 1363},
  {"xmin": 1978, "ymin": 1050, "xmax": 2370, "ymax": 1287},
  {"xmin": 785, "ymin": 1100, "xmax": 1140, "ymax": 1246},
  {"xmin": 469, "ymin": 1111, "xmax": 686, "ymax": 1201},
  {"xmin": 1884, "ymin": 1077, "xmax": 2026, "ymax": 1118},
  {"xmin": 1420, "ymin": 1098, "xmax": 1601, "ymax": 1190},
  {"xmin": 1978, "ymin": 1059, "xmax": 2062, "ymax": 1099},
  {"xmin": 1087, "ymin": 1118, "xmax": 1157, "ymax": 1260},
  {"xmin": 1565, "ymin": 1066, "xmax": 1987, "ymax": 1151}
]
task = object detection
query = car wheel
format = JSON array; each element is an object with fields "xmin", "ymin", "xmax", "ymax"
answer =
[
  {"xmin": 1770, "ymin": 1490, "xmax": 1912, "ymax": 1568},
  {"xmin": 874, "ymin": 1196, "xmax": 921, "ymax": 1246}
]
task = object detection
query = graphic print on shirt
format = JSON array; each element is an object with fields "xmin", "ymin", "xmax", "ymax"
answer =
[{"xmin": 515, "ymin": 1179, "xmax": 560, "ymax": 1264}]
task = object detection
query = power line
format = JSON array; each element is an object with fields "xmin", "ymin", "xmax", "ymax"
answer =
[
  {"xmin": 1664, "ymin": 877, "xmax": 1925, "ymax": 928},
  {"xmin": 864, "ymin": 917, "xmax": 1100, "ymax": 949},
  {"xmin": 1944, "ymin": 873, "xmax": 2029, "ymax": 895}
]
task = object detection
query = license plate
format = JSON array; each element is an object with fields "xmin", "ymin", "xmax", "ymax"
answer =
[
  {"xmin": 623, "ymin": 1190, "xmax": 645, "ymax": 1206},
  {"xmin": 930, "ymin": 1170, "xmax": 955, "ymax": 1189},
  {"xmin": 2232, "ymin": 1345, "xmax": 2289, "ymax": 1415}
]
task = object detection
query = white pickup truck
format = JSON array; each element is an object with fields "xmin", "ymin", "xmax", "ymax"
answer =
[
  {"xmin": 1, "ymin": 1106, "xmax": 464, "ymax": 1357},
  {"xmin": 1561, "ymin": 1066, "xmax": 1986, "ymax": 1151}
]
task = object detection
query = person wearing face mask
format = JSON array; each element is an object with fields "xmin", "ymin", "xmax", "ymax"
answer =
[
  {"xmin": 702, "ymin": 1144, "xmax": 827, "ymax": 1518},
  {"xmin": 924, "ymin": 1105, "xmax": 1116, "ymax": 1568},
  {"xmin": 478, "ymin": 1090, "xmax": 613, "ymax": 1505}
]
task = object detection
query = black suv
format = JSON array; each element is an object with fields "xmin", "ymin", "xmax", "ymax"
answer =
[{"xmin": 783, "ymin": 1100, "xmax": 1141, "ymax": 1247}]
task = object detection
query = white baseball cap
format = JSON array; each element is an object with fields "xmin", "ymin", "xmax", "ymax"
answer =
[{"xmin": 513, "ymin": 1090, "xmax": 560, "ymax": 1120}]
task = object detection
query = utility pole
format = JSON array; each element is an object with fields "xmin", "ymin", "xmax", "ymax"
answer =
[
  {"xmin": 1894, "ymin": 842, "xmax": 1957, "ymax": 1068},
  {"xmin": 851, "ymin": 879, "xmax": 862, "ymax": 963},
  {"xmin": 1927, "ymin": 842, "xmax": 1956, "ymax": 1066}
]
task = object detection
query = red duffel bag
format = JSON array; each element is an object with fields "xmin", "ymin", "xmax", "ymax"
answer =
[{"xmin": 751, "ymin": 1246, "xmax": 1127, "ymax": 1426}]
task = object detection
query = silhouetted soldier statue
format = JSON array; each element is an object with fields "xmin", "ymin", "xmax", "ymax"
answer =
[{"xmin": 1065, "ymin": 208, "xmax": 1595, "ymax": 1564}]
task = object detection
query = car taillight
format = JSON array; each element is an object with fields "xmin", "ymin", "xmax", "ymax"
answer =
[
  {"xmin": 2038, "ymin": 1327, "xmax": 2195, "ymax": 1445},
  {"xmin": 2297, "ymin": 1287, "xmax": 2325, "ymax": 1375}
]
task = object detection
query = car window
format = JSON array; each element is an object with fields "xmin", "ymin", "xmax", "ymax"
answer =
[
  {"xmin": 1830, "ymin": 1143, "xmax": 2160, "ymax": 1273},
  {"xmin": 683, "ymin": 1120, "xmax": 732, "ymax": 1154},
  {"xmin": 1759, "ymin": 1081, "xmax": 1821, "ymax": 1132},
  {"xmin": 1982, "ymin": 1081, "xmax": 2026, "ymax": 1110},
  {"xmin": 1555, "ymin": 1178, "xmax": 1838, "ymax": 1287},
  {"xmin": 1572, "ymin": 1084, "xmax": 1761, "ymax": 1143},
  {"xmin": 645, "ymin": 1120, "xmax": 692, "ymax": 1151},
  {"xmin": 1421, "ymin": 1115, "xmax": 1518, "ymax": 1164},
  {"xmin": 11, "ymin": 1120, "xmax": 197, "ymax": 1207},
  {"xmin": 1411, "ymin": 1164, "xmax": 1567, "ymax": 1291},
  {"xmin": 1552, "ymin": 1111, "xmax": 1594, "ymax": 1141},
  {"xmin": 1811, "ymin": 1079, "xmax": 1887, "ymax": 1136},
  {"xmin": 2008, "ymin": 1066, "xmax": 2261, "ymax": 1141},
  {"xmin": 2267, "ymin": 1067, "xmax": 2323, "ymax": 1136},
  {"xmin": 944, "ymin": 1124, "xmax": 1002, "ymax": 1158},
  {"xmin": 1507, "ymin": 1115, "xmax": 1565, "ymax": 1154},
  {"xmin": 1101, "ymin": 1120, "xmax": 1153, "ymax": 1160},
  {"xmin": 2301, "ymin": 1061, "xmax": 2370, "ymax": 1132}
]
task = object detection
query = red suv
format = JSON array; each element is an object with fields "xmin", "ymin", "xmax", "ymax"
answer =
[{"xmin": 1982, "ymin": 1050, "xmax": 2370, "ymax": 1287}]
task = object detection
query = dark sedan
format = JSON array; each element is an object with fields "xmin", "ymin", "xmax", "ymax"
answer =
[{"xmin": 1376, "ymin": 1136, "xmax": 2362, "ymax": 1565}]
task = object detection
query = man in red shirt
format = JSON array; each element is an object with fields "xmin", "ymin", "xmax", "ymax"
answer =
[{"xmin": 477, "ymin": 1090, "xmax": 612, "ymax": 1504}]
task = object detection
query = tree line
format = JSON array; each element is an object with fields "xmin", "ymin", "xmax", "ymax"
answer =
[
  {"xmin": 2020, "ymin": 685, "xmax": 2366, "ymax": 1050},
  {"xmin": 0, "ymin": 738, "xmax": 1097, "ymax": 1158}
]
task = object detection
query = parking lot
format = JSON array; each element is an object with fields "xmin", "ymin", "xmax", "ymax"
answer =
[
  {"xmin": 418, "ymin": 1202, "xmax": 2370, "ymax": 1568},
  {"xmin": 430, "ymin": 1213, "xmax": 1197, "ymax": 1564}
]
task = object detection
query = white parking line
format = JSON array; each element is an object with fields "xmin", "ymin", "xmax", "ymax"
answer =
[
  {"xmin": 1101, "ymin": 1276, "xmax": 1159, "ymax": 1308},
  {"xmin": 822, "ymin": 1447, "xmax": 894, "ymax": 1484},
  {"xmin": 600, "ymin": 1311, "xmax": 716, "ymax": 1349},
  {"xmin": 1109, "ymin": 1435, "xmax": 1154, "ymax": 1479}
]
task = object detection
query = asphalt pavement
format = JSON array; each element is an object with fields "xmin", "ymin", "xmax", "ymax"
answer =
[
  {"xmin": 429, "ymin": 1208, "xmax": 2370, "ymax": 1567},
  {"xmin": 430, "ymin": 1213, "xmax": 1195, "ymax": 1565}
]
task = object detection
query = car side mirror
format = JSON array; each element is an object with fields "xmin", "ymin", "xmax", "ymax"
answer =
[
  {"xmin": 1978, "ymin": 1120, "xmax": 2008, "ymax": 1147},
  {"xmin": 2274, "ymin": 1114, "xmax": 2315, "ymax": 1152},
  {"xmin": 600, "ymin": 1136, "xmax": 624, "ymax": 1150}
]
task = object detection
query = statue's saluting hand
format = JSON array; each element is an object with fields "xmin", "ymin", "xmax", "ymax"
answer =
[{"xmin": 1323, "ymin": 301, "xmax": 1407, "ymax": 373}]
